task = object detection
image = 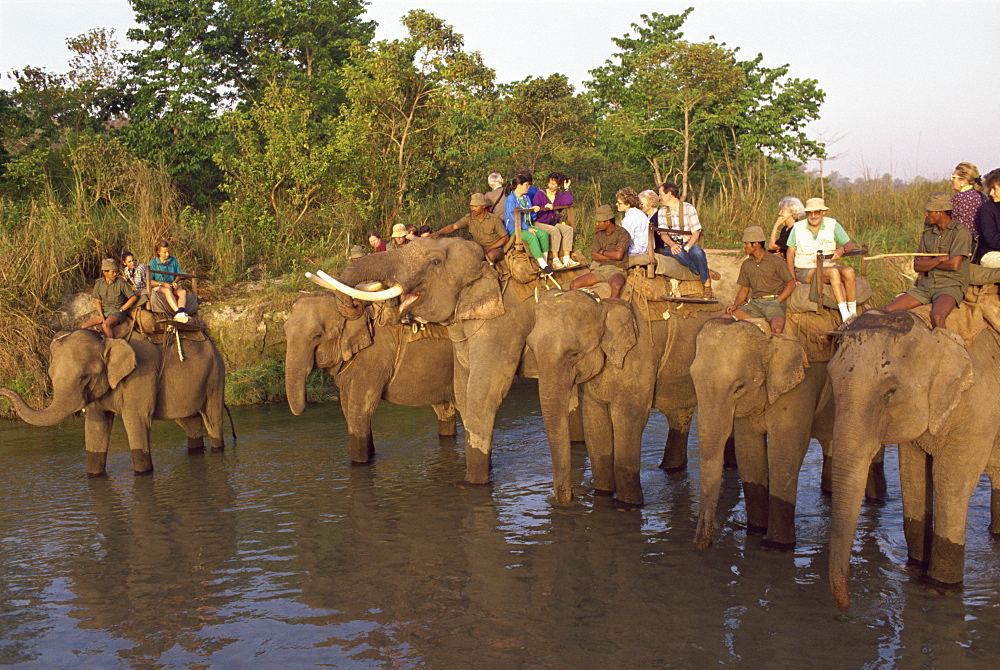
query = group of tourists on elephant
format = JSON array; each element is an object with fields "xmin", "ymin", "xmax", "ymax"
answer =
[{"xmin": 80, "ymin": 240, "xmax": 192, "ymax": 338}]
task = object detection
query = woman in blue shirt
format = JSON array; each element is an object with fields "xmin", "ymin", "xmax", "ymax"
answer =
[
  {"xmin": 148, "ymin": 239, "xmax": 190, "ymax": 323},
  {"xmin": 503, "ymin": 174, "xmax": 552, "ymax": 274}
]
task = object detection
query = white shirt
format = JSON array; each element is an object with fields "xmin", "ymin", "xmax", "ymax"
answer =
[{"xmin": 621, "ymin": 207, "xmax": 650, "ymax": 255}]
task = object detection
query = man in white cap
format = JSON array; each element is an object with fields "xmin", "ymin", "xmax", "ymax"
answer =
[
  {"xmin": 726, "ymin": 226, "xmax": 796, "ymax": 334},
  {"xmin": 883, "ymin": 192, "xmax": 971, "ymax": 328},
  {"xmin": 432, "ymin": 193, "xmax": 510, "ymax": 263},
  {"xmin": 786, "ymin": 197, "xmax": 857, "ymax": 321}
]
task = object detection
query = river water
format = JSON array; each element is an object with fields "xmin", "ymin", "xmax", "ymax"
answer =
[{"xmin": 1, "ymin": 379, "xmax": 998, "ymax": 667}]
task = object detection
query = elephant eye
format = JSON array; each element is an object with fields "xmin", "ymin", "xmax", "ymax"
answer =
[{"xmin": 431, "ymin": 258, "xmax": 442, "ymax": 266}]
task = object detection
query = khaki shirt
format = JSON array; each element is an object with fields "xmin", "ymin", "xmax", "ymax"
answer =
[
  {"xmin": 454, "ymin": 211, "xmax": 508, "ymax": 248},
  {"xmin": 93, "ymin": 277, "xmax": 135, "ymax": 316},
  {"xmin": 916, "ymin": 218, "xmax": 972, "ymax": 293},
  {"xmin": 592, "ymin": 225, "xmax": 632, "ymax": 271},
  {"xmin": 737, "ymin": 251, "xmax": 794, "ymax": 298}
]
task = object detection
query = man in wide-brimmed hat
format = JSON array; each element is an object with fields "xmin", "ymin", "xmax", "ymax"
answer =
[
  {"xmin": 388, "ymin": 223, "xmax": 408, "ymax": 250},
  {"xmin": 884, "ymin": 192, "xmax": 972, "ymax": 328},
  {"xmin": 569, "ymin": 204, "xmax": 630, "ymax": 298},
  {"xmin": 726, "ymin": 226, "xmax": 796, "ymax": 334},
  {"xmin": 431, "ymin": 193, "xmax": 510, "ymax": 264},
  {"xmin": 786, "ymin": 196, "xmax": 858, "ymax": 321},
  {"xmin": 79, "ymin": 258, "xmax": 139, "ymax": 339}
]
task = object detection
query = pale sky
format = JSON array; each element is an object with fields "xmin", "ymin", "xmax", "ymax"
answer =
[{"xmin": 1, "ymin": 0, "xmax": 997, "ymax": 180}]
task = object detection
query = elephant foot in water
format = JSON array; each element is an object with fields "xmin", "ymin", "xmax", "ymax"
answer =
[
  {"xmin": 130, "ymin": 449, "xmax": 154, "ymax": 475},
  {"xmin": 460, "ymin": 434, "xmax": 491, "ymax": 486},
  {"xmin": 761, "ymin": 538, "xmax": 795, "ymax": 552},
  {"xmin": 658, "ymin": 429, "xmax": 689, "ymax": 471},
  {"xmin": 86, "ymin": 450, "xmax": 108, "ymax": 478},
  {"xmin": 187, "ymin": 436, "xmax": 206, "ymax": 453}
]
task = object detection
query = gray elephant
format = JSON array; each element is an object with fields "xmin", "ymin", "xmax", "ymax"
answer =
[
  {"xmin": 691, "ymin": 318, "xmax": 833, "ymax": 551},
  {"xmin": 310, "ymin": 238, "xmax": 715, "ymax": 486},
  {"xmin": 827, "ymin": 310, "xmax": 1000, "ymax": 610},
  {"xmin": 527, "ymin": 290, "xmax": 654, "ymax": 506},
  {"xmin": 283, "ymin": 292, "xmax": 456, "ymax": 462},
  {"xmin": 0, "ymin": 328, "xmax": 225, "ymax": 476}
]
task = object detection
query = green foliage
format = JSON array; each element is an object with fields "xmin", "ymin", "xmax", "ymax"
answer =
[{"xmin": 336, "ymin": 10, "xmax": 495, "ymax": 227}]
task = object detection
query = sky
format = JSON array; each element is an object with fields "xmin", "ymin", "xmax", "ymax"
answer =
[{"xmin": 1, "ymin": 0, "xmax": 998, "ymax": 181}]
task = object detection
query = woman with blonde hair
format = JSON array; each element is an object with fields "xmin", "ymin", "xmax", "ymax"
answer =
[{"xmin": 950, "ymin": 162, "xmax": 988, "ymax": 236}]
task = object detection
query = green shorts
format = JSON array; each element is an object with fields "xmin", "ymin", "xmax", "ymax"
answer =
[
  {"xmin": 103, "ymin": 309, "xmax": 130, "ymax": 322},
  {"xmin": 592, "ymin": 264, "xmax": 626, "ymax": 282},
  {"xmin": 906, "ymin": 285, "xmax": 965, "ymax": 307},
  {"xmin": 741, "ymin": 297, "xmax": 785, "ymax": 320}
]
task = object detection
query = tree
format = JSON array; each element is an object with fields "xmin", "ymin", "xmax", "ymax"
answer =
[
  {"xmin": 588, "ymin": 9, "xmax": 825, "ymax": 198},
  {"xmin": 121, "ymin": 0, "xmax": 374, "ymax": 204},
  {"xmin": 336, "ymin": 10, "xmax": 494, "ymax": 225}
]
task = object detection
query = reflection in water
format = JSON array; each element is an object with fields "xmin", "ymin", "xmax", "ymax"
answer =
[{"xmin": 0, "ymin": 379, "xmax": 998, "ymax": 665}]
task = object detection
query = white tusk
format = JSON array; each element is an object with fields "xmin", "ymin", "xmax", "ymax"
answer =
[{"xmin": 306, "ymin": 270, "xmax": 405, "ymax": 301}]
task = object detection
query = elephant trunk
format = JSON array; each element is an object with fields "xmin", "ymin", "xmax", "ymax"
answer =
[
  {"xmin": 828, "ymin": 407, "xmax": 882, "ymax": 611},
  {"xmin": 339, "ymin": 252, "xmax": 402, "ymax": 290},
  {"xmin": 284, "ymin": 340, "xmax": 315, "ymax": 416},
  {"xmin": 694, "ymin": 397, "xmax": 736, "ymax": 549},
  {"xmin": 0, "ymin": 384, "xmax": 85, "ymax": 427},
  {"xmin": 537, "ymin": 366, "xmax": 576, "ymax": 505}
]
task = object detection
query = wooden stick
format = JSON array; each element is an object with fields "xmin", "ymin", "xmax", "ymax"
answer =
[
  {"xmin": 863, "ymin": 252, "xmax": 939, "ymax": 261},
  {"xmin": 814, "ymin": 250, "xmax": 824, "ymax": 315}
]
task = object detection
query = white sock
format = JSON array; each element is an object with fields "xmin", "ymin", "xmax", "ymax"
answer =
[
  {"xmin": 537, "ymin": 257, "xmax": 549, "ymax": 268},
  {"xmin": 562, "ymin": 256, "xmax": 572, "ymax": 264},
  {"xmin": 838, "ymin": 302, "xmax": 850, "ymax": 320},
  {"xmin": 847, "ymin": 301, "xmax": 857, "ymax": 316}
]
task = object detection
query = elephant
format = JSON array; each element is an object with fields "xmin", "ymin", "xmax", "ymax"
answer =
[
  {"xmin": 310, "ymin": 238, "xmax": 719, "ymax": 486},
  {"xmin": 526, "ymin": 290, "xmax": 655, "ymax": 506},
  {"xmin": 283, "ymin": 292, "xmax": 456, "ymax": 462},
  {"xmin": 0, "ymin": 328, "xmax": 225, "ymax": 476},
  {"xmin": 827, "ymin": 310, "xmax": 1000, "ymax": 610},
  {"xmin": 691, "ymin": 318, "xmax": 835, "ymax": 551}
]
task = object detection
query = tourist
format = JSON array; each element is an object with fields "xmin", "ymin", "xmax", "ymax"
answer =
[
  {"xmin": 786, "ymin": 198, "xmax": 857, "ymax": 321},
  {"xmin": 974, "ymin": 168, "xmax": 1000, "ymax": 267},
  {"xmin": 654, "ymin": 182, "xmax": 714, "ymax": 297},
  {"xmin": 148, "ymin": 239, "xmax": 190, "ymax": 323},
  {"xmin": 950, "ymin": 161, "xmax": 988, "ymax": 237},
  {"xmin": 533, "ymin": 172, "xmax": 577, "ymax": 269},
  {"xmin": 768, "ymin": 197, "xmax": 806, "ymax": 257},
  {"xmin": 503, "ymin": 174, "xmax": 551, "ymax": 274}
]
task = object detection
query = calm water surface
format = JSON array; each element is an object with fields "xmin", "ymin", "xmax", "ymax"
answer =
[{"xmin": 1, "ymin": 380, "xmax": 998, "ymax": 667}]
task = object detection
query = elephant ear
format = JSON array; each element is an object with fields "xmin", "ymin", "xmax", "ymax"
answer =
[
  {"xmin": 765, "ymin": 334, "xmax": 809, "ymax": 405},
  {"xmin": 600, "ymin": 300, "xmax": 639, "ymax": 369},
  {"xmin": 339, "ymin": 311, "xmax": 374, "ymax": 362},
  {"xmin": 454, "ymin": 265, "xmax": 505, "ymax": 321},
  {"xmin": 927, "ymin": 328, "xmax": 974, "ymax": 436},
  {"xmin": 103, "ymin": 339, "xmax": 137, "ymax": 389}
]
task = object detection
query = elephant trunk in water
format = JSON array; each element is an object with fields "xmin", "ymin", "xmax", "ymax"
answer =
[
  {"xmin": 284, "ymin": 335, "xmax": 315, "ymax": 416},
  {"xmin": 537, "ymin": 367, "xmax": 577, "ymax": 504},
  {"xmin": 828, "ymin": 401, "xmax": 883, "ymax": 611},
  {"xmin": 694, "ymin": 398, "xmax": 738, "ymax": 550},
  {"xmin": 0, "ymin": 384, "xmax": 86, "ymax": 427}
]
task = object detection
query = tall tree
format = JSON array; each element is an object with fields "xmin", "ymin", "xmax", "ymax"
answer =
[
  {"xmin": 336, "ymin": 10, "xmax": 494, "ymax": 225},
  {"xmin": 121, "ymin": 0, "xmax": 374, "ymax": 205},
  {"xmin": 588, "ymin": 9, "xmax": 825, "ymax": 198}
]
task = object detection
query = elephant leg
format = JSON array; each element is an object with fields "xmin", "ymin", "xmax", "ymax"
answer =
[
  {"xmin": 202, "ymin": 381, "xmax": 226, "ymax": 450},
  {"xmin": 175, "ymin": 415, "xmax": 205, "ymax": 452},
  {"xmin": 339, "ymin": 387, "xmax": 376, "ymax": 464},
  {"xmin": 734, "ymin": 418, "xmax": 768, "ymax": 535},
  {"xmin": 582, "ymin": 394, "xmax": 615, "ymax": 495},
  {"xmin": 926, "ymin": 451, "xmax": 986, "ymax": 587},
  {"xmin": 761, "ymin": 419, "xmax": 813, "ymax": 551},
  {"xmin": 987, "ymin": 464, "xmax": 1000, "ymax": 535},
  {"xmin": 568, "ymin": 387, "xmax": 585, "ymax": 444},
  {"xmin": 610, "ymin": 401, "xmax": 644, "ymax": 506},
  {"xmin": 723, "ymin": 433, "xmax": 738, "ymax": 470},
  {"xmin": 121, "ymin": 412, "xmax": 154, "ymax": 475},
  {"xmin": 899, "ymin": 441, "xmax": 932, "ymax": 570},
  {"xmin": 431, "ymin": 402, "xmax": 457, "ymax": 437},
  {"xmin": 84, "ymin": 410, "xmax": 115, "ymax": 478},
  {"xmin": 659, "ymin": 406, "xmax": 693, "ymax": 471},
  {"xmin": 866, "ymin": 445, "xmax": 887, "ymax": 503}
]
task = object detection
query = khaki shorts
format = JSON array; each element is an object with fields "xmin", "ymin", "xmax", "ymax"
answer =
[
  {"xmin": 592, "ymin": 264, "xmax": 626, "ymax": 282},
  {"xmin": 906, "ymin": 285, "xmax": 965, "ymax": 307},
  {"xmin": 741, "ymin": 297, "xmax": 785, "ymax": 320},
  {"xmin": 795, "ymin": 268, "xmax": 811, "ymax": 283}
]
